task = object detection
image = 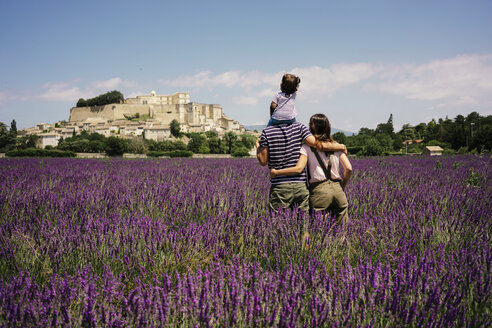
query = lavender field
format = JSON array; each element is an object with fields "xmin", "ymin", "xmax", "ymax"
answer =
[{"xmin": 0, "ymin": 155, "xmax": 490, "ymax": 327}]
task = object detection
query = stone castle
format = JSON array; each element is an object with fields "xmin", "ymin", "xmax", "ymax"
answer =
[
  {"xmin": 19, "ymin": 91, "xmax": 244, "ymax": 149},
  {"xmin": 69, "ymin": 91, "xmax": 243, "ymax": 133}
]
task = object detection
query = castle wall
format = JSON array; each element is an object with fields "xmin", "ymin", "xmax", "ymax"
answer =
[
  {"xmin": 69, "ymin": 105, "xmax": 116, "ymax": 122},
  {"xmin": 151, "ymin": 104, "xmax": 180, "ymax": 124},
  {"xmin": 69, "ymin": 104, "xmax": 150, "ymax": 122},
  {"xmin": 113, "ymin": 104, "xmax": 150, "ymax": 120}
]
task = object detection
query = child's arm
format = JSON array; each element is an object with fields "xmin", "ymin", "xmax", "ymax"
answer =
[
  {"xmin": 304, "ymin": 135, "xmax": 347, "ymax": 154},
  {"xmin": 270, "ymin": 102, "xmax": 277, "ymax": 116},
  {"xmin": 339, "ymin": 153, "xmax": 352, "ymax": 190},
  {"xmin": 270, "ymin": 154, "xmax": 308, "ymax": 178}
]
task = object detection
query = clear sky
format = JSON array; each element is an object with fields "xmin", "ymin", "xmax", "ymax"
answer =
[{"xmin": 1, "ymin": 0, "xmax": 491, "ymax": 132}]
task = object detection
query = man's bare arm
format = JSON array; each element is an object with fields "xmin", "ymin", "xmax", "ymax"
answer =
[
  {"xmin": 304, "ymin": 135, "xmax": 347, "ymax": 154},
  {"xmin": 256, "ymin": 138, "xmax": 268, "ymax": 166}
]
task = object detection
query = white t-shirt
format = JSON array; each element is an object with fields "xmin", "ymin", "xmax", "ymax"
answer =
[
  {"xmin": 271, "ymin": 91, "xmax": 297, "ymax": 120},
  {"xmin": 300, "ymin": 144, "xmax": 343, "ymax": 183}
]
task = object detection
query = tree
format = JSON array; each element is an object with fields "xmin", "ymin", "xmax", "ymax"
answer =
[
  {"xmin": 20, "ymin": 134, "xmax": 39, "ymax": 149},
  {"xmin": 187, "ymin": 133, "xmax": 207, "ymax": 153},
  {"xmin": 363, "ymin": 137, "xmax": 384, "ymax": 156},
  {"xmin": 332, "ymin": 132, "xmax": 346, "ymax": 145},
  {"xmin": 224, "ymin": 131, "xmax": 238, "ymax": 154},
  {"xmin": 414, "ymin": 123, "xmax": 427, "ymax": 140},
  {"xmin": 426, "ymin": 119, "xmax": 439, "ymax": 141},
  {"xmin": 0, "ymin": 121, "xmax": 17, "ymax": 151},
  {"xmin": 238, "ymin": 134, "xmax": 257, "ymax": 150},
  {"xmin": 205, "ymin": 131, "xmax": 217, "ymax": 138},
  {"xmin": 78, "ymin": 90, "xmax": 124, "ymax": 107},
  {"xmin": 0, "ymin": 122, "xmax": 9, "ymax": 150},
  {"xmin": 9, "ymin": 120, "xmax": 17, "ymax": 138},
  {"xmin": 207, "ymin": 136, "xmax": 222, "ymax": 154},
  {"xmin": 232, "ymin": 146, "xmax": 250, "ymax": 157},
  {"xmin": 170, "ymin": 119, "xmax": 181, "ymax": 138},
  {"xmin": 105, "ymin": 136, "xmax": 128, "ymax": 156},
  {"xmin": 375, "ymin": 114, "xmax": 394, "ymax": 136},
  {"xmin": 197, "ymin": 145, "xmax": 211, "ymax": 154},
  {"xmin": 76, "ymin": 98, "xmax": 88, "ymax": 107},
  {"xmin": 400, "ymin": 124, "xmax": 415, "ymax": 141},
  {"xmin": 358, "ymin": 127, "xmax": 374, "ymax": 136},
  {"xmin": 387, "ymin": 113, "xmax": 394, "ymax": 134},
  {"xmin": 172, "ymin": 140, "xmax": 187, "ymax": 151},
  {"xmin": 127, "ymin": 138, "xmax": 147, "ymax": 154},
  {"xmin": 376, "ymin": 133, "xmax": 393, "ymax": 152}
]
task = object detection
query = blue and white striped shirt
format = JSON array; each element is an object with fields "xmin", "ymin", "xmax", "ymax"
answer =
[{"xmin": 259, "ymin": 122, "xmax": 311, "ymax": 185}]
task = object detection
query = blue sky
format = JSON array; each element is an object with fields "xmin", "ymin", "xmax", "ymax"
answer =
[{"xmin": 1, "ymin": 0, "xmax": 491, "ymax": 132}]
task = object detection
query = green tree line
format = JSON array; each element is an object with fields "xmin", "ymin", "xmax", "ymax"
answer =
[
  {"xmin": 4, "ymin": 111, "xmax": 489, "ymax": 157},
  {"xmin": 0, "ymin": 119, "xmax": 257, "ymax": 157},
  {"xmin": 333, "ymin": 112, "xmax": 492, "ymax": 156}
]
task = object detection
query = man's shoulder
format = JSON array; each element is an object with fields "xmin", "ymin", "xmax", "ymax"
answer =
[
  {"xmin": 262, "ymin": 122, "xmax": 308, "ymax": 137},
  {"xmin": 263, "ymin": 121, "xmax": 306, "ymax": 130}
]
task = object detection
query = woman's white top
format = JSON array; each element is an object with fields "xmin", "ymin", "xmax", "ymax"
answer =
[{"xmin": 300, "ymin": 144, "xmax": 343, "ymax": 183}]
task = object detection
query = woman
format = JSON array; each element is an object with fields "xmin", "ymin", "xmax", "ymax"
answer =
[{"xmin": 270, "ymin": 113, "xmax": 352, "ymax": 225}]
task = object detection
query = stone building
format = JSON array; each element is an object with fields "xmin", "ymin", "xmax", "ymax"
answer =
[
  {"xmin": 36, "ymin": 133, "xmax": 60, "ymax": 149},
  {"xmin": 19, "ymin": 91, "xmax": 245, "ymax": 149},
  {"xmin": 69, "ymin": 91, "xmax": 243, "ymax": 133},
  {"xmin": 422, "ymin": 146, "xmax": 443, "ymax": 156}
]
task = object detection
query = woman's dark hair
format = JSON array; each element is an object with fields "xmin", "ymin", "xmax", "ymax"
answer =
[
  {"xmin": 280, "ymin": 74, "xmax": 300, "ymax": 95},
  {"xmin": 309, "ymin": 113, "xmax": 334, "ymax": 142}
]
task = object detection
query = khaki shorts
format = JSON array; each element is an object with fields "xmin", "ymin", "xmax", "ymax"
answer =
[
  {"xmin": 269, "ymin": 182, "xmax": 310, "ymax": 212},
  {"xmin": 309, "ymin": 179, "xmax": 348, "ymax": 224}
]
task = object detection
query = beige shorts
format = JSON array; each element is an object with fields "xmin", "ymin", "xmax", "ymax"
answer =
[{"xmin": 269, "ymin": 182, "xmax": 310, "ymax": 212}]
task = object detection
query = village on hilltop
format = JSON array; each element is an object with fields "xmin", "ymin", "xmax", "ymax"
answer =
[{"xmin": 19, "ymin": 91, "xmax": 245, "ymax": 149}]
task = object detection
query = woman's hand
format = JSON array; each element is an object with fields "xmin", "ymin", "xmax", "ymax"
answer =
[{"xmin": 270, "ymin": 169, "xmax": 277, "ymax": 178}]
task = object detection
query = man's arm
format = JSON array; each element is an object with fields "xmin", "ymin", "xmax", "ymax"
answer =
[
  {"xmin": 256, "ymin": 138, "xmax": 268, "ymax": 166},
  {"xmin": 304, "ymin": 135, "xmax": 347, "ymax": 154}
]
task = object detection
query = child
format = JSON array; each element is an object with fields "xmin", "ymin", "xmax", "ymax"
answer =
[{"xmin": 268, "ymin": 73, "xmax": 300, "ymax": 126}]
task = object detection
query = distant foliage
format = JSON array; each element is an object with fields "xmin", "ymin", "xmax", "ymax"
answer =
[
  {"xmin": 170, "ymin": 119, "xmax": 181, "ymax": 138},
  {"xmin": 105, "ymin": 136, "xmax": 129, "ymax": 156},
  {"xmin": 0, "ymin": 120, "xmax": 18, "ymax": 152},
  {"xmin": 76, "ymin": 90, "xmax": 124, "ymax": 107},
  {"xmin": 147, "ymin": 150, "xmax": 193, "ymax": 158},
  {"xmin": 231, "ymin": 145, "xmax": 250, "ymax": 157},
  {"xmin": 344, "ymin": 112, "xmax": 492, "ymax": 156},
  {"xmin": 58, "ymin": 131, "xmax": 107, "ymax": 153},
  {"xmin": 165, "ymin": 150, "xmax": 193, "ymax": 157},
  {"xmin": 6, "ymin": 148, "xmax": 76, "ymax": 157},
  {"xmin": 147, "ymin": 150, "xmax": 166, "ymax": 157},
  {"xmin": 76, "ymin": 98, "xmax": 87, "ymax": 107}
]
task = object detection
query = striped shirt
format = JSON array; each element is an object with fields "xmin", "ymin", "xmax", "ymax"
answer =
[{"xmin": 259, "ymin": 122, "xmax": 312, "ymax": 184}]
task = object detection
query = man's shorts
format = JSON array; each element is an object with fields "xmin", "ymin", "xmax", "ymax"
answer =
[{"xmin": 269, "ymin": 182, "xmax": 309, "ymax": 212}]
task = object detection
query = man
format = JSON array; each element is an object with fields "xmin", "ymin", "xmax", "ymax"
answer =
[{"xmin": 256, "ymin": 121, "xmax": 346, "ymax": 212}]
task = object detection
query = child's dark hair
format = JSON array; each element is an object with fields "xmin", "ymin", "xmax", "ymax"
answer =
[
  {"xmin": 280, "ymin": 74, "xmax": 300, "ymax": 95},
  {"xmin": 309, "ymin": 113, "xmax": 334, "ymax": 142}
]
